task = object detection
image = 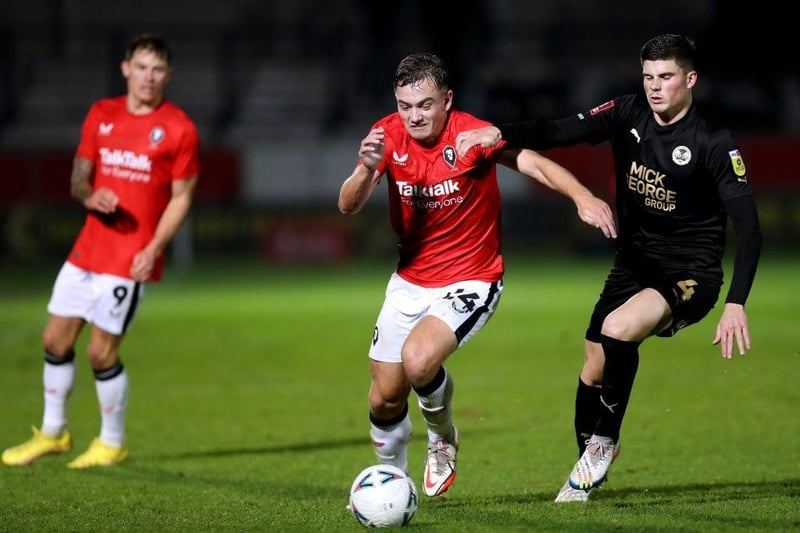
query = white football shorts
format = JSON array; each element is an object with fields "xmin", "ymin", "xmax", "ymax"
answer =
[
  {"xmin": 47, "ymin": 261, "xmax": 144, "ymax": 336},
  {"xmin": 369, "ymin": 272, "xmax": 503, "ymax": 363}
]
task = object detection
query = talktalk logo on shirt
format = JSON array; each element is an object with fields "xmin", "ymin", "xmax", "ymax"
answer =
[
  {"xmin": 396, "ymin": 179, "xmax": 460, "ymax": 197},
  {"xmin": 100, "ymin": 148, "xmax": 152, "ymax": 171},
  {"xmin": 99, "ymin": 148, "xmax": 153, "ymax": 182},
  {"xmin": 396, "ymin": 178, "xmax": 464, "ymax": 209}
]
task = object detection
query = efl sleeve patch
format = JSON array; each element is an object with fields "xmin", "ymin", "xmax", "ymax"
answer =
[
  {"xmin": 728, "ymin": 149, "xmax": 747, "ymax": 177},
  {"xmin": 589, "ymin": 100, "xmax": 615, "ymax": 116}
]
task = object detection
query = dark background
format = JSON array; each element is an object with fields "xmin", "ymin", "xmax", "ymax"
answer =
[{"xmin": 0, "ymin": 0, "xmax": 796, "ymax": 264}]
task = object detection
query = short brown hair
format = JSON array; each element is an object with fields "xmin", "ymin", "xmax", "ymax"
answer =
[{"xmin": 125, "ymin": 33, "xmax": 171, "ymax": 64}]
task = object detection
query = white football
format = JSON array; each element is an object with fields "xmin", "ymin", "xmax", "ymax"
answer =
[{"xmin": 348, "ymin": 464, "xmax": 418, "ymax": 528}]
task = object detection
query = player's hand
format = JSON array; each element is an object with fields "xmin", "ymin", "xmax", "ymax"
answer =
[
  {"xmin": 456, "ymin": 126, "xmax": 502, "ymax": 157},
  {"xmin": 574, "ymin": 194, "xmax": 617, "ymax": 238},
  {"xmin": 712, "ymin": 302, "xmax": 751, "ymax": 359},
  {"xmin": 359, "ymin": 127, "xmax": 385, "ymax": 171},
  {"xmin": 84, "ymin": 188, "xmax": 119, "ymax": 213},
  {"xmin": 130, "ymin": 248, "xmax": 157, "ymax": 282}
]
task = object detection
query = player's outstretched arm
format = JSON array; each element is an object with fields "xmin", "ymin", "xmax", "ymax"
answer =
[{"xmin": 501, "ymin": 148, "xmax": 617, "ymax": 238}]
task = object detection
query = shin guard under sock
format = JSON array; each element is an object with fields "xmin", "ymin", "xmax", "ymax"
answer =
[
  {"xmin": 595, "ymin": 334, "xmax": 640, "ymax": 442},
  {"xmin": 574, "ymin": 378, "xmax": 602, "ymax": 456}
]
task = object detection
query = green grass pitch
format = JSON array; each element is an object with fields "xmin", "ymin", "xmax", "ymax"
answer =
[{"xmin": 0, "ymin": 252, "xmax": 797, "ymax": 531}]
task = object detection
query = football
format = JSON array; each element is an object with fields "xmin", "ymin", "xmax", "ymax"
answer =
[{"xmin": 348, "ymin": 464, "xmax": 418, "ymax": 528}]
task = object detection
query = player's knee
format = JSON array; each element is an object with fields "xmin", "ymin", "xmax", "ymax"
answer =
[
  {"xmin": 369, "ymin": 395, "xmax": 407, "ymax": 420},
  {"xmin": 85, "ymin": 342, "xmax": 118, "ymax": 370},
  {"xmin": 600, "ymin": 315, "xmax": 627, "ymax": 339},
  {"xmin": 401, "ymin": 355, "xmax": 436, "ymax": 386},
  {"xmin": 369, "ymin": 382, "xmax": 407, "ymax": 415},
  {"xmin": 581, "ymin": 342, "xmax": 604, "ymax": 385},
  {"xmin": 42, "ymin": 332, "xmax": 73, "ymax": 358}
]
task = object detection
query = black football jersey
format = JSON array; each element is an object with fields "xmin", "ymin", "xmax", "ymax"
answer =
[{"xmin": 500, "ymin": 94, "xmax": 755, "ymax": 281}]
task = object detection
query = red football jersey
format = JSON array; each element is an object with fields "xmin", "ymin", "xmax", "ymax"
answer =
[
  {"xmin": 68, "ymin": 96, "xmax": 200, "ymax": 281},
  {"xmin": 369, "ymin": 110, "xmax": 507, "ymax": 287}
]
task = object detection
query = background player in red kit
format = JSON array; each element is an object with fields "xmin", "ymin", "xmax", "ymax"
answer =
[
  {"xmin": 2, "ymin": 33, "xmax": 200, "ymax": 468},
  {"xmin": 338, "ymin": 52, "xmax": 616, "ymax": 497}
]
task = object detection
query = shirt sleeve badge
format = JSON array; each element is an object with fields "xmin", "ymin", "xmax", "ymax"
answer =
[{"xmin": 728, "ymin": 149, "xmax": 747, "ymax": 179}]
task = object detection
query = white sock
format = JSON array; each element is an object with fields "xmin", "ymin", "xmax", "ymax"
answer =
[
  {"xmin": 41, "ymin": 358, "xmax": 75, "ymax": 437},
  {"xmin": 95, "ymin": 368, "xmax": 128, "ymax": 447},
  {"xmin": 418, "ymin": 368, "xmax": 455, "ymax": 445},
  {"xmin": 370, "ymin": 412, "xmax": 412, "ymax": 473}
]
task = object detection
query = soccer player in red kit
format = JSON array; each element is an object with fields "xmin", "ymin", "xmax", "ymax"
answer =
[
  {"xmin": 2, "ymin": 33, "xmax": 200, "ymax": 468},
  {"xmin": 339, "ymin": 53, "xmax": 616, "ymax": 497}
]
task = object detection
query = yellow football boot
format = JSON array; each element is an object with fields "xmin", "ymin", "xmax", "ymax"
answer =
[
  {"xmin": 2, "ymin": 426, "xmax": 72, "ymax": 466},
  {"xmin": 67, "ymin": 438, "xmax": 128, "ymax": 469}
]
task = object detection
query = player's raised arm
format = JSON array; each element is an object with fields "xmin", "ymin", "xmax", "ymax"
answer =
[{"xmin": 338, "ymin": 127, "xmax": 385, "ymax": 215}]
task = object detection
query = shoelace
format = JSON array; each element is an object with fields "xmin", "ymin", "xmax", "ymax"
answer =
[
  {"xmin": 429, "ymin": 442, "xmax": 454, "ymax": 473},
  {"xmin": 584, "ymin": 439, "xmax": 614, "ymax": 463}
]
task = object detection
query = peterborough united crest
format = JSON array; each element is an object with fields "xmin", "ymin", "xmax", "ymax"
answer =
[{"xmin": 672, "ymin": 145, "xmax": 691, "ymax": 166}]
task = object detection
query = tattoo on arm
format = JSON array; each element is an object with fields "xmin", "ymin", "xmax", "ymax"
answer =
[{"xmin": 70, "ymin": 157, "xmax": 94, "ymax": 201}]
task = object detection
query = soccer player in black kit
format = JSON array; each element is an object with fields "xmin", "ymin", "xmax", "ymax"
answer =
[{"xmin": 455, "ymin": 33, "xmax": 762, "ymax": 502}]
